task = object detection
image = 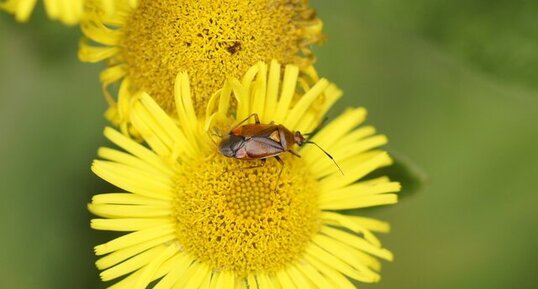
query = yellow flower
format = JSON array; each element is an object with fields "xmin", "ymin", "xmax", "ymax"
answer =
[
  {"xmin": 79, "ymin": 0, "xmax": 324, "ymax": 133},
  {"xmin": 0, "ymin": 0, "xmax": 135, "ymax": 25},
  {"xmin": 89, "ymin": 60, "xmax": 399, "ymax": 289}
]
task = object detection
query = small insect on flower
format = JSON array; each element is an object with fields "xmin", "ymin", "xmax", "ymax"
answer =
[
  {"xmin": 218, "ymin": 113, "xmax": 343, "ymax": 185},
  {"xmin": 89, "ymin": 63, "xmax": 400, "ymax": 289}
]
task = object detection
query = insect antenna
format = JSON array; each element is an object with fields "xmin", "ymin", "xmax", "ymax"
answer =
[
  {"xmin": 304, "ymin": 141, "xmax": 344, "ymax": 175},
  {"xmin": 302, "ymin": 117, "xmax": 329, "ymax": 137}
]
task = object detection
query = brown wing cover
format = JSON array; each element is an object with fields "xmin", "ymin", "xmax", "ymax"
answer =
[
  {"xmin": 243, "ymin": 137, "xmax": 284, "ymax": 159},
  {"xmin": 231, "ymin": 124, "xmax": 278, "ymax": 138}
]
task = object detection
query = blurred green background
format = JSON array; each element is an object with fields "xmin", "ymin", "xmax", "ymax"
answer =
[{"xmin": 1, "ymin": 1, "xmax": 537, "ymax": 289}]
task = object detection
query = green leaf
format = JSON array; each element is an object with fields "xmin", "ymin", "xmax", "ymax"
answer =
[{"xmin": 375, "ymin": 150, "xmax": 427, "ymax": 200}]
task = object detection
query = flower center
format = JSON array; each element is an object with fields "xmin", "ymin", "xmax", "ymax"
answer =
[
  {"xmin": 173, "ymin": 154, "xmax": 320, "ymax": 276},
  {"xmin": 121, "ymin": 0, "xmax": 320, "ymax": 115}
]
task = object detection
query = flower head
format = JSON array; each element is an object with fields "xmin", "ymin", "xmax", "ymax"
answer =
[
  {"xmin": 0, "ymin": 0, "xmax": 134, "ymax": 25},
  {"xmin": 90, "ymin": 61, "xmax": 399, "ymax": 289},
  {"xmin": 79, "ymin": 0, "xmax": 324, "ymax": 133}
]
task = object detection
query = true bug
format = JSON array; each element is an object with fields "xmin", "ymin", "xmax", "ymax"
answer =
[{"xmin": 218, "ymin": 113, "xmax": 343, "ymax": 187}]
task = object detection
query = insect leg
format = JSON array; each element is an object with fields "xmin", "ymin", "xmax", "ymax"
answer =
[
  {"xmin": 302, "ymin": 117, "xmax": 329, "ymax": 138},
  {"xmin": 242, "ymin": 158, "xmax": 266, "ymax": 170},
  {"xmin": 206, "ymin": 129, "xmax": 221, "ymax": 146},
  {"xmin": 232, "ymin": 113, "xmax": 261, "ymax": 130},
  {"xmin": 218, "ymin": 159, "xmax": 267, "ymax": 178},
  {"xmin": 272, "ymin": 156, "xmax": 285, "ymax": 193},
  {"xmin": 288, "ymin": 149, "xmax": 301, "ymax": 158}
]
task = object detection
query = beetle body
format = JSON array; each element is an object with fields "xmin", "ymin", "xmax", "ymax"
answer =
[
  {"xmin": 219, "ymin": 114, "xmax": 305, "ymax": 164},
  {"xmin": 217, "ymin": 113, "xmax": 342, "ymax": 183},
  {"xmin": 219, "ymin": 122, "xmax": 304, "ymax": 160}
]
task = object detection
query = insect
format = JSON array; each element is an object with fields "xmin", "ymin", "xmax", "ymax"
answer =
[
  {"xmin": 226, "ymin": 41, "xmax": 241, "ymax": 54},
  {"xmin": 218, "ymin": 113, "xmax": 343, "ymax": 188}
]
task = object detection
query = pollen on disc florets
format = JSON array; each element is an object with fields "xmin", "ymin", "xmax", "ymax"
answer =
[
  {"xmin": 121, "ymin": 0, "xmax": 322, "ymax": 115},
  {"xmin": 173, "ymin": 154, "xmax": 320, "ymax": 276}
]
